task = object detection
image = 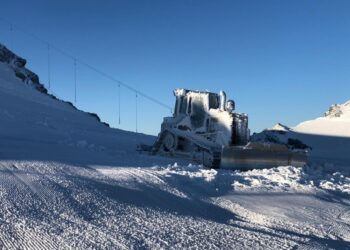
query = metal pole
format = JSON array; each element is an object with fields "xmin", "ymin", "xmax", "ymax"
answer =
[
  {"xmin": 74, "ymin": 59, "xmax": 77, "ymax": 103},
  {"xmin": 9, "ymin": 24, "xmax": 13, "ymax": 48},
  {"xmin": 47, "ymin": 43, "xmax": 51, "ymax": 90},
  {"xmin": 118, "ymin": 83, "xmax": 121, "ymax": 125},
  {"xmin": 136, "ymin": 92, "xmax": 138, "ymax": 133}
]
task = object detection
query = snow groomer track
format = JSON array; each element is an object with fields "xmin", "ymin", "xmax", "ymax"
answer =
[{"xmin": 0, "ymin": 160, "xmax": 349, "ymax": 249}]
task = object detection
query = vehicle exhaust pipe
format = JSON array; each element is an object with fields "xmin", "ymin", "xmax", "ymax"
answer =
[{"xmin": 219, "ymin": 90, "xmax": 226, "ymax": 111}]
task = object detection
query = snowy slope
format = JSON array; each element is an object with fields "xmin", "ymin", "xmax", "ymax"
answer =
[
  {"xmin": 0, "ymin": 58, "xmax": 159, "ymax": 166},
  {"xmin": 291, "ymin": 101, "xmax": 350, "ymax": 169},
  {"xmin": 0, "ymin": 45, "xmax": 349, "ymax": 249},
  {"xmin": 294, "ymin": 101, "xmax": 350, "ymax": 137}
]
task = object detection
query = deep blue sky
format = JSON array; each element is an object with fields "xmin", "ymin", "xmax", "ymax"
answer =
[{"xmin": 1, "ymin": 0, "xmax": 350, "ymax": 135}]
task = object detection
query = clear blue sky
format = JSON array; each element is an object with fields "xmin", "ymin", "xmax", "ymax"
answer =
[{"xmin": 1, "ymin": 0, "xmax": 350, "ymax": 135}]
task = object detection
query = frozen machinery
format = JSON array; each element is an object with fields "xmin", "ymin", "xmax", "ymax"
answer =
[{"xmin": 151, "ymin": 88, "xmax": 307, "ymax": 170}]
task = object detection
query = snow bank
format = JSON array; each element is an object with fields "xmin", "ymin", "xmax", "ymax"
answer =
[
  {"xmin": 143, "ymin": 164, "xmax": 350, "ymax": 195},
  {"xmin": 231, "ymin": 165, "xmax": 350, "ymax": 194}
]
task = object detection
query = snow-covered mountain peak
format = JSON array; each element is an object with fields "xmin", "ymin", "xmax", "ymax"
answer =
[
  {"xmin": 270, "ymin": 123, "xmax": 291, "ymax": 132},
  {"xmin": 0, "ymin": 43, "xmax": 49, "ymax": 94},
  {"xmin": 291, "ymin": 100, "xmax": 350, "ymax": 139},
  {"xmin": 324, "ymin": 100, "xmax": 350, "ymax": 119}
]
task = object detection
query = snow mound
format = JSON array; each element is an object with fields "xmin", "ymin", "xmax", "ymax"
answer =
[
  {"xmin": 231, "ymin": 165, "xmax": 350, "ymax": 195},
  {"xmin": 161, "ymin": 163, "xmax": 219, "ymax": 182},
  {"xmin": 148, "ymin": 164, "xmax": 350, "ymax": 195}
]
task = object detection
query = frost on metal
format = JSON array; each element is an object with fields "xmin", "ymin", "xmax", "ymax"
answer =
[
  {"xmin": 152, "ymin": 88, "xmax": 249, "ymax": 167},
  {"xmin": 171, "ymin": 88, "xmax": 249, "ymax": 146}
]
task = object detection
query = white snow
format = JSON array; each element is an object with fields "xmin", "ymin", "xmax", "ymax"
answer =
[
  {"xmin": 294, "ymin": 119, "xmax": 350, "ymax": 139},
  {"xmin": 291, "ymin": 101, "xmax": 350, "ymax": 171},
  {"xmin": 0, "ymin": 52, "xmax": 349, "ymax": 249},
  {"xmin": 271, "ymin": 123, "xmax": 291, "ymax": 132},
  {"xmin": 292, "ymin": 100, "xmax": 350, "ymax": 138}
]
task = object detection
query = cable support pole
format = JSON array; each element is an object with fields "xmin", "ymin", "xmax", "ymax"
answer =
[
  {"xmin": 76, "ymin": 60, "xmax": 172, "ymax": 112},
  {"xmin": 47, "ymin": 43, "xmax": 51, "ymax": 90},
  {"xmin": 74, "ymin": 58, "xmax": 77, "ymax": 103},
  {"xmin": 9, "ymin": 23, "xmax": 13, "ymax": 48},
  {"xmin": 118, "ymin": 83, "xmax": 121, "ymax": 125},
  {"xmin": 135, "ymin": 92, "xmax": 138, "ymax": 133}
]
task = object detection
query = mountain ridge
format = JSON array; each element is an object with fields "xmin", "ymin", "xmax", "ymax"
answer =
[{"xmin": 0, "ymin": 43, "xmax": 109, "ymax": 127}]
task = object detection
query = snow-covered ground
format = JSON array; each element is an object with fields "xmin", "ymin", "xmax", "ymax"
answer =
[{"xmin": 0, "ymin": 45, "xmax": 349, "ymax": 249}]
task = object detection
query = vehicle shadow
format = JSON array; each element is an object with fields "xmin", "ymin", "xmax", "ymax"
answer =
[{"xmin": 71, "ymin": 173, "xmax": 239, "ymax": 225}]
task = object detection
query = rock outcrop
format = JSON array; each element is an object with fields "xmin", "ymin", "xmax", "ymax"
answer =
[
  {"xmin": 0, "ymin": 43, "xmax": 48, "ymax": 94},
  {"xmin": 324, "ymin": 101, "xmax": 350, "ymax": 119}
]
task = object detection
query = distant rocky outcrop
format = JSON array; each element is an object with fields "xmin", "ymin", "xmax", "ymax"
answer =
[
  {"xmin": 0, "ymin": 43, "xmax": 109, "ymax": 127},
  {"xmin": 251, "ymin": 122, "xmax": 311, "ymax": 151},
  {"xmin": 270, "ymin": 123, "xmax": 291, "ymax": 133},
  {"xmin": 0, "ymin": 43, "xmax": 48, "ymax": 94},
  {"xmin": 325, "ymin": 104, "xmax": 343, "ymax": 118},
  {"xmin": 324, "ymin": 101, "xmax": 350, "ymax": 119}
]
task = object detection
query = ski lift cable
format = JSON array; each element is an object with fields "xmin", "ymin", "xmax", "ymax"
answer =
[
  {"xmin": 0, "ymin": 17, "xmax": 172, "ymax": 112},
  {"xmin": 0, "ymin": 17, "xmax": 47, "ymax": 46},
  {"xmin": 74, "ymin": 59, "xmax": 172, "ymax": 111}
]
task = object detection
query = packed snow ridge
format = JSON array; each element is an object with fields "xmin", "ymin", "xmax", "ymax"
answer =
[{"xmin": 0, "ymin": 43, "xmax": 349, "ymax": 249}]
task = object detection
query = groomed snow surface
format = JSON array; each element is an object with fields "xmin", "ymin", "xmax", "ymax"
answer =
[{"xmin": 0, "ymin": 57, "xmax": 350, "ymax": 249}]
